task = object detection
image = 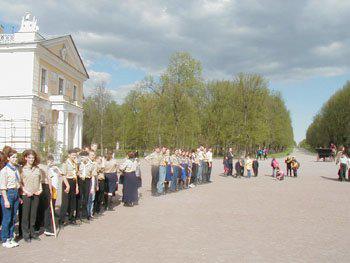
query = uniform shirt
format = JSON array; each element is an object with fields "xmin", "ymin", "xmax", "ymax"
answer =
[
  {"xmin": 171, "ymin": 155, "xmax": 180, "ymax": 166},
  {"xmin": 0, "ymin": 165, "xmax": 21, "ymax": 190},
  {"xmin": 103, "ymin": 158, "xmax": 118, "ymax": 173},
  {"xmin": 48, "ymin": 165, "xmax": 60, "ymax": 189},
  {"xmin": 206, "ymin": 151, "xmax": 213, "ymax": 163},
  {"xmin": 61, "ymin": 159, "xmax": 78, "ymax": 179},
  {"xmin": 120, "ymin": 158, "xmax": 138, "ymax": 173},
  {"xmin": 79, "ymin": 159, "xmax": 96, "ymax": 179},
  {"xmin": 145, "ymin": 152, "xmax": 163, "ymax": 166},
  {"xmin": 95, "ymin": 162, "xmax": 105, "ymax": 180},
  {"xmin": 38, "ymin": 164, "xmax": 49, "ymax": 184},
  {"xmin": 198, "ymin": 151, "xmax": 205, "ymax": 162},
  {"xmin": 21, "ymin": 166, "xmax": 42, "ymax": 194}
]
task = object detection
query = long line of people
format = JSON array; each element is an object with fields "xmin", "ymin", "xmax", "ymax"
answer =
[
  {"xmin": 145, "ymin": 146, "xmax": 213, "ymax": 196},
  {"xmin": 0, "ymin": 144, "xmax": 140, "ymax": 249}
]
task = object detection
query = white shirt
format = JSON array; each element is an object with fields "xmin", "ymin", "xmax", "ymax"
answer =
[{"xmin": 206, "ymin": 151, "xmax": 213, "ymax": 162}]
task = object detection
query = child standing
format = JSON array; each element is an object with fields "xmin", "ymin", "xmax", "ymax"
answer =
[
  {"xmin": 252, "ymin": 158, "xmax": 259, "ymax": 177},
  {"xmin": 291, "ymin": 157, "xmax": 300, "ymax": 177}
]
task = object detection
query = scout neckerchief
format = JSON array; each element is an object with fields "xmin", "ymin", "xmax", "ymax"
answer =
[
  {"xmin": 67, "ymin": 158, "xmax": 77, "ymax": 177},
  {"xmin": 6, "ymin": 163, "xmax": 20, "ymax": 182}
]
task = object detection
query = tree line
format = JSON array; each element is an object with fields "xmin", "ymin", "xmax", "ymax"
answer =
[
  {"xmin": 306, "ymin": 81, "xmax": 350, "ymax": 149},
  {"xmin": 83, "ymin": 52, "xmax": 294, "ymax": 155}
]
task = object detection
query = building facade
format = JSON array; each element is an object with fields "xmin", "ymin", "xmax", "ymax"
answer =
[{"xmin": 0, "ymin": 13, "xmax": 89, "ymax": 155}]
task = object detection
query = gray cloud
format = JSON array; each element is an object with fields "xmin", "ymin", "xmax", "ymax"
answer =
[{"xmin": 1, "ymin": 0, "xmax": 350, "ymax": 81}]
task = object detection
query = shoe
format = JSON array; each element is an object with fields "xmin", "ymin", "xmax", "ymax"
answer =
[
  {"xmin": 44, "ymin": 231, "xmax": 55, "ymax": 236},
  {"xmin": 23, "ymin": 238, "xmax": 31, "ymax": 243},
  {"xmin": 2, "ymin": 239, "xmax": 15, "ymax": 248},
  {"xmin": 10, "ymin": 238, "xmax": 19, "ymax": 247}
]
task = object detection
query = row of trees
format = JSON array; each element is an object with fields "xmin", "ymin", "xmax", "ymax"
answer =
[
  {"xmin": 306, "ymin": 82, "xmax": 350, "ymax": 148},
  {"xmin": 83, "ymin": 52, "xmax": 294, "ymax": 154}
]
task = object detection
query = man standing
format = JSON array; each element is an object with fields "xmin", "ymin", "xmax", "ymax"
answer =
[
  {"xmin": 206, "ymin": 148, "xmax": 213, "ymax": 183},
  {"xmin": 225, "ymin": 148, "xmax": 234, "ymax": 176},
  {"xmin": 145, "ymin": 147, "xmax": 162, "ymax": 196}
]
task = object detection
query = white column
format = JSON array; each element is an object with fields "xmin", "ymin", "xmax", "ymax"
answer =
[
  {"xmin": 56, "ymin": 110, "xmax": 65, "ymax": 154},
  {"xmin": 73, "ymin": 114, "xmax": 79, "ymax": 147},
  {"xmin": 78, "ymin": 114, "xmax": 83, "ymax": 148},
  {"xmin": 64, "ymin": 112, "xmax": 69, "ymax": 149}
]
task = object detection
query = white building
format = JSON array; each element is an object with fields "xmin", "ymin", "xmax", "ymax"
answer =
[{"xmin": 0, "ymin": 13, "xmax": 89, "ymax": 155}]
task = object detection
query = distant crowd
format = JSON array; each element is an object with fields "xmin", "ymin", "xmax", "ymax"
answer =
[{"xmin": 223, "ymin": 147, "xmax": 300, "ymax": 181}]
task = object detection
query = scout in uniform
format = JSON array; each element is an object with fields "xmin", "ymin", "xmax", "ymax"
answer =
[{"xmin": 59, "ymin": 149, "xmax": 79, "ymax": 226}]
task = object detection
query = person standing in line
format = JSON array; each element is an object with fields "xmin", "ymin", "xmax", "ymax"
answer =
[
  {"xmin": 252, "ymin": 157, "xmax": 259, "ymax": 177},
  {"xmin": 206, "ymin": 148, "xmax": 213, "ymax": 183},
  {"xmin": 201, "ymin": 147, "xmax": 208, "ymax": 183},
  {"xmin": 19, "ymin": 149, "xmax": 42, "ymax": 242},
  {"xmin": 0, "ymin": 151, "xmax": 6, "ymax": 234},
  {"xmin": 87, "ymin": 151, "xmax": 97, "ymax": 219},
  {"xmin": 156, "ymin": 147, "xmax": 166, "ymax": 195},
  {"xmin": 170, "ymin": 149, "xmax": 182, "ymax": 191},
  {"xmin": 164, "ymin": 149, "xmax": 173, "ymax": 193},
  {"xmin": 94, "ymin": 156, "xmax": 105, "ymax": 215},
  {"xmin": 103, "ymin": 151, "xmax": 118, "ymax": 211},
  {"xmin": 197, "ymin": 147, "xmax": 205, "ymax": 184},
  {"xmin": 145, "ymin": 147, "xmax": 161, "ymax": 196},
  {"xmin": 0, "ymin": 149, "xmax": 20, "ymax": 248},
  {"xmin": 120, "ymin": 152, "xmax": 139, "ymax": 207},
  {"xmin": 225, "ymin": 148, "xmax": 234, "ymax": 176},
  {"xmin": 185, "ymin": 151, "xmax": 193, "ymax": 188},
  {"xmin": 43, "ymin": 155, "xmax": 60, "ymax": 236},
  {"xmin": 35, "ymin": 154, "xmax": 54, "ymax": 236},
  {"xmin": 245, "ymin": 156, "xmax": 253, "ymax": 178},
  {"xmin": 59, "ymin": 149, "xmax": 79, "ymax": 227},
  {"xmin": 76, "ymin": 151, "xmax": 95, "ymax": 222},
  {"xmin": 191, "ymin": 149, "xmax": 198, "ymax": 185}
]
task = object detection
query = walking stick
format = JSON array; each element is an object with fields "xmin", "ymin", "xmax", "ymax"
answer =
[{"xmin": 50, "ymin": 198, "xmax": 57, "ymax": 238}]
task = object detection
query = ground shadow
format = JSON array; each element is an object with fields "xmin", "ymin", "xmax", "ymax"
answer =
[{"xmin": 321, "ymin": 176, "xmax": 341, "ymax": 181}]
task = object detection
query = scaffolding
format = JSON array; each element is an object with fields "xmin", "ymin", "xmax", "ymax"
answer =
[{"xmin": 0, "ymin": 118, "xmax": 33, "ymax": 152}]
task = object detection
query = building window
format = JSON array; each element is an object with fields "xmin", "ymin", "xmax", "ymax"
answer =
[
  {"xmin": 73, "ymin": 85, "xmax": 77, "ymax": 101},
  {"xmin": 58, "ymin": 78, "xmax": 64, "ymax": 95},
  {"xmin": 40, "ymin": 68, "xmax": 48, "ymax": 93}
]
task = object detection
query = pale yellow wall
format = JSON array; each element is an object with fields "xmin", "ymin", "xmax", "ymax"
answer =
[{"xmin": 38, "ymin": 58, "xmax": 83, "ymax": 102}]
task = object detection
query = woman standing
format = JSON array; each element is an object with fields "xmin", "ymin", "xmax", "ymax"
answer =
[
  {"xmin": 120, "ymin": 152, "xmax": 139, "ymax": 207},
  {"xmin": 103, "ymin": 151, "xmax": 118, "ymax": 211},
  {"xmin": 0, "ymin": 149, "xmax": 20, "ymax": 248},
  {"xmin": 20, "ymin": 149, "xmax": 42, "ymax": 242}
]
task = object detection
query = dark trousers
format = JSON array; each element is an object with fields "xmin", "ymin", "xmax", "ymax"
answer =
[
  {"xmin": 228, "ymin": 162, "xmax": 233, "ymax": 176},
  {"xmin": 286, "ymin": 165, "xmax": 292, "ymax": 176},
  {"xmin": 151, "ymin": 165, "xmax": 159, "ymax": 194},
  {"xmin": 207, "ymin": 163, "xmax": 212, "ymax": 182},
  {"xmin": 253, "ymin": 168, "xmax": 258, "ymax": 177},
  {"xmin": 21, "ymin": 195, "xmax": 39, "ymax": 239},
  {"xmin": 36, "ymin": 183, "xmax": 51, "ymax": 232},
  {"xmin": 94, "ymin": 179, "xmax": 105, "ymax": 213},
  {"xmin": 76, "ymin": 178, "xmax": 91, "ymax": 220},
  {"xmin": 60, "ymin": 179, "xmax": 77, "ymax": 223},
  {"xmin": 191, "ymin": 163, "xmax": 198, "ymax": 184}
]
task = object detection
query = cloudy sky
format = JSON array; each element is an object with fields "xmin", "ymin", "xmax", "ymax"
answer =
[{"xmin": 1, "ymin": 0, "xmax": 349, "ymax": 142}]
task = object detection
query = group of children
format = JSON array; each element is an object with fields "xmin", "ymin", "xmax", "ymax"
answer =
[
  {"xmin": 271, "ymin": 156, "xmax": 300, "ymax": 180},
  {"xmin": 223, "ymin": 156, "xmax": 259, "ymax": 178},
  {"xmin": 145, "ymin": 146, "xmax": 213, "ymax": 196},
  {"xmin": 0, "ymin": 143, "xmax": 142, "ymax": 249}
]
